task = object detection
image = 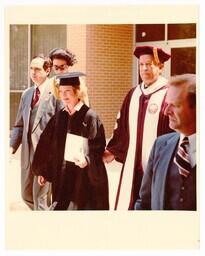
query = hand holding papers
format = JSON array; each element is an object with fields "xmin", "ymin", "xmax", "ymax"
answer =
[
  {"xmin": 64, "ymin": 133, "xmax": 89, "ymax": 167},
  {"xmin": 74, "ymin": 156, "xmax": 88, "ymax": 168}
]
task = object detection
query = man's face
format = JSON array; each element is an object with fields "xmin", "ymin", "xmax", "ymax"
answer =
[
  {"xmin": 139, "ymin": 55, "xmax": 161, "ymax": 86},
  {"xmin": 52, "ymin": 58, "xmax": 69, "ymax": 74},
  {"xmin": 164, "ymin": 85, "xmax": 196, "ymax": 135},
  {"xmin": 30, "ymin": 57, "xmax": 49, "ymax": 86}
]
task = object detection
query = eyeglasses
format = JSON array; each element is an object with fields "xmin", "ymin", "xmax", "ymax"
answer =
[{"xmin": 53, "ymin": 64, "xmax": 69, "ymax": 71}]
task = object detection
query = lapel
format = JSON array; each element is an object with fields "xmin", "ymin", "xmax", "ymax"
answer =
[
  {"xmin": 32, "ymin": 79, "xmax": 52, "ymax": 132},
  {"xmin": 25, "ymin": 86, "xmax": 35, "ymax": 133},
  {"xmin": 156, "ymin": 133, "xmax": 180, "ymax": 200}
]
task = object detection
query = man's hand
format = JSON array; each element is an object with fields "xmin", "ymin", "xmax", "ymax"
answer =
[{"xmin": 102, "ymin": 150, "xmax": 115, "ymax": 164}]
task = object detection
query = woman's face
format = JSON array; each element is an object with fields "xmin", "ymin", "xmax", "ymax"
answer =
[
  {"xmin": 59, "ymin": 85, "xmax": 79, "ymax": 110},
  {"xmin": 52, "ymin": 58, "xmax": 69, "ymax": 74}
]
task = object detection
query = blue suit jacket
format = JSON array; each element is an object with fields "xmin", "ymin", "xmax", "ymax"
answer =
[{"xmin": 135, "ymin": 132, "xmax": 180, "ymax": 210}]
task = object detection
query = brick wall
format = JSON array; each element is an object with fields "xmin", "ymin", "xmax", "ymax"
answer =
[
  {"xmin": 67, "ymin": 24, "xmax": 133, "ymax": 138},
  {"xmin": 86, "ymin": 25, "xmax": 133, "ymax": 138},
  {"xmin": 67, "ymin": 25, "xmax": 87, "ymax": 73}
]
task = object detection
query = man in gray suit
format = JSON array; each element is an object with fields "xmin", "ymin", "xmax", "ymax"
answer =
[
  {"xmin": 134, "ymin": 73, "xmax": 196, "ymax": 210},
  {"xmin": 10, "ymin": 54, "xmax": 63, "ymax": 210}
]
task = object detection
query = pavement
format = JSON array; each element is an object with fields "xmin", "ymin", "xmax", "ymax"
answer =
[{"xmin": 7, "ymin": 146, "xmax": 122, "ymax": 211}]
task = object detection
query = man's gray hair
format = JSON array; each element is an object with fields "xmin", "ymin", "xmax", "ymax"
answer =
[{"xmin": 169, "ymin": 73, "xmax": 196, "ymax": 108}]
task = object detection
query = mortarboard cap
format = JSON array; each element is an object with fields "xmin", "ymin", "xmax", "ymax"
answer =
[
  {"xmin": 56, "ymin": 72, "xmax": 85, "ymax": 86},
  {"xmin": 134, "ymin": 46, "xmax": 171, "ymax": 63}
]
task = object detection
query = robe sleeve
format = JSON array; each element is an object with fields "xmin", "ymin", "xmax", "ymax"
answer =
[
  {"xmin": 106, "ymin": 87, "xmax": 136, "ymax": 163},
  {"xmin": 31, "ymin": 115, "xmax": 57, "ymax": 182},
  {"xmin": 84, "ymin": 110, "xmax": 109, "ymax": 209}
]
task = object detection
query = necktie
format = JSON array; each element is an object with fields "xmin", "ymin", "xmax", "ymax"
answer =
[
  {"xmin": 31, "ymin": 87, "xmax": 40, "ymax": 108},
  {"xmin": 174, "ymin": 137, "xmax": 191, "ymax": 178}
]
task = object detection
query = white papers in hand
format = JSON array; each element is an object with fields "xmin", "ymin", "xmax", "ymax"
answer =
[{"xmin": 64, "ymin": 133, "xmax": 88, "ymax": 163}]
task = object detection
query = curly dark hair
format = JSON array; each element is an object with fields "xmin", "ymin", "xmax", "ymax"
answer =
[{"xmin": 48, "ymin": 48, "xmax": 77, "ymax": 66}]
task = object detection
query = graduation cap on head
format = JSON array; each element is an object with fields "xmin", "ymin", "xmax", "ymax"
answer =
[
  {"xmin": 134, "ymin": 46, "xmax": 171, "ymax": 63},
  {"xmin": 56, "ymin": 72, "xmax": 86, "ymax": 86}
]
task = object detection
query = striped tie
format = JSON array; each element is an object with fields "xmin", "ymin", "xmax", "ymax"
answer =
[{"xmin": 174, "ymin": 137, "xmax": 191, "ymax": 178}]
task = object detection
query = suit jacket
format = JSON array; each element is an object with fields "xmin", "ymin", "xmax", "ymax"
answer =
[
  {"xmin": 10, "ymin": 78, "xmax": 63, "ymax": 171},
  {"xmin": 135, "ymin": 132, "xmax": 182, "ymax": 210}
]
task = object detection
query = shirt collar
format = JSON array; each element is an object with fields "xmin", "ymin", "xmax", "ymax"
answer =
[
  {"xmin": 63, "ymin": 100, "xmax": 84, "ymax": 112},
  {"xmin": 74, "ymin": 100, "xmax": 84, "ymax": 111},
  {"xmin": 34, "ymin": 78, "xmax": 48, "ymax": 96}
]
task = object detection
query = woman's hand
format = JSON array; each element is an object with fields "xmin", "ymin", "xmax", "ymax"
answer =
[
  {"xmin": 38, "ymin": 175, "xmax": 46, "ymax": 186},
  {"xmin": 74, "ymin": 156, "xmax": 88, "ymax": 168}
]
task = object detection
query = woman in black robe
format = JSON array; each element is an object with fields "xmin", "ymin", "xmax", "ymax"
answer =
[{"xmin": 32, "ymin": 72, "xmax": 109, "ymax": 210}]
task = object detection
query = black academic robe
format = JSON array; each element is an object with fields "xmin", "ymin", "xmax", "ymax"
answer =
[{"xmin": 32, "ymin": 104, "xmax": 109, "ymax": 210}]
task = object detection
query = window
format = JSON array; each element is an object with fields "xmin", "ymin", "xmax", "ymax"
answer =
[
  {"xmin": 168, "ymin": 24, "xmax": 196, "ymax": 40},
  {"xmin": 171, "ymin": 47, "xmax": 196, "ymax": 75},
  {"xmin": 10, "ymin": 25, "xmax": 67, "ymax": 129},
  {"xmin": 135, "ymin": 24, "xmax": 165, "ymax": 42}
]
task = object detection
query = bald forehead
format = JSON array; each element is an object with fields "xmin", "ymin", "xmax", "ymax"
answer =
[{"xmin": 30, "ymin": 57, "xmax": 44, "ymax": 68}]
